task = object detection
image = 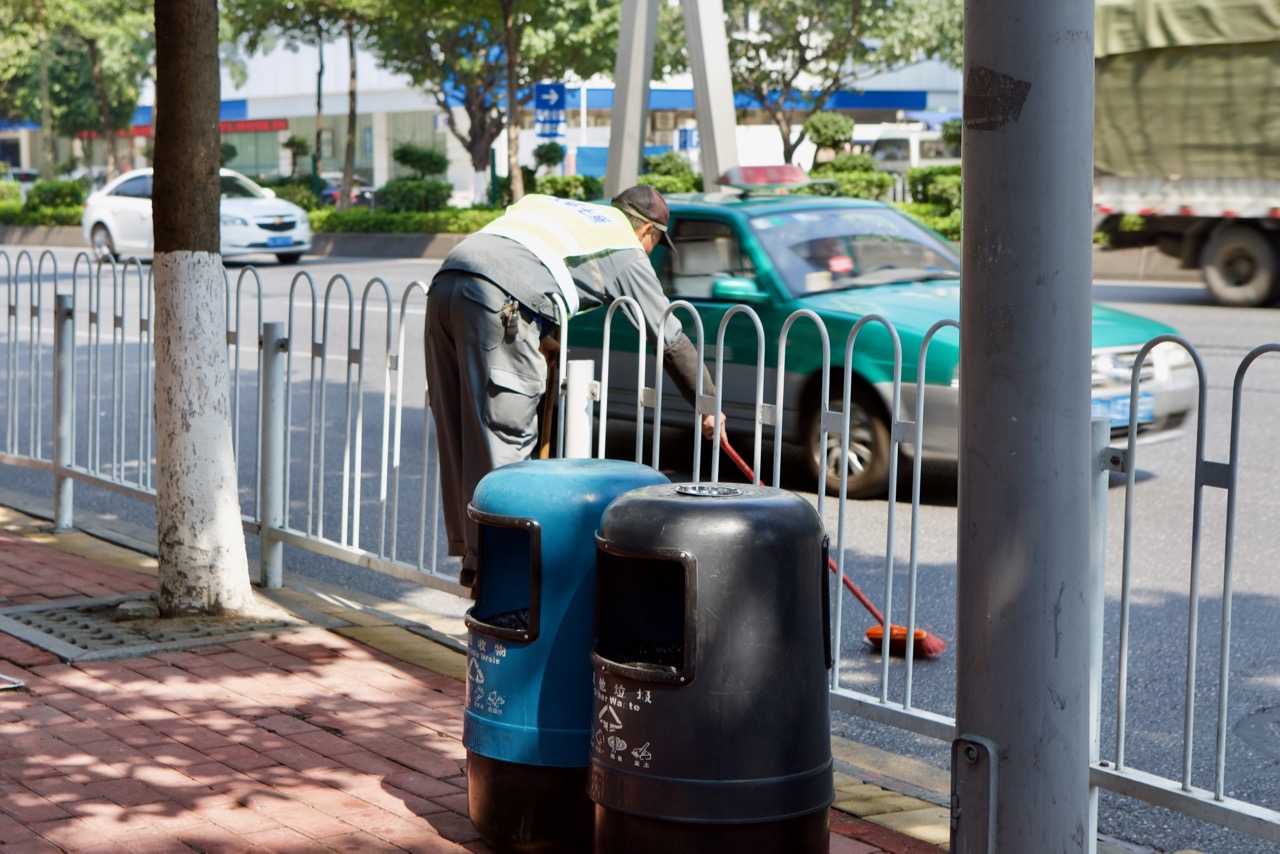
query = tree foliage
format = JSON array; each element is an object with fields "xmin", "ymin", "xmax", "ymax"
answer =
[
  {"xmin": 0, "ymin": 1, "xmax": 153, "ymax": 176},
  {"xmin": 707, "ymin": 0, "xmax": 962, "ymax": 164},
  {"xmin": 222, "ymin": 0, "xmax": 378, "ymax": 203},
  {"xmin": 364, "ymin": 0, "xmax": 617, "ymax": 199}
]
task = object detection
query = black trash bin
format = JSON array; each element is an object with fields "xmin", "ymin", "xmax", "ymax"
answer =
[
  {"xmin": 463, "ymin": 458, "xmax": 669, "ymax": 854},
  {"xmin": 589, "ymin": 482, "xmax": 834, "ymax": 853}
]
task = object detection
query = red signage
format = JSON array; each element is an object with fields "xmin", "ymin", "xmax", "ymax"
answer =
[
  {"xmin": 220, "ymin": 118, "xmax": 290, "ymax": 134},
  {"xmin": 122, "ymin": 118, "xmax": 290, "ymax": 138}
]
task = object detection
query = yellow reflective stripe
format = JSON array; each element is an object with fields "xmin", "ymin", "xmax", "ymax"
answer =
[{"xmin": 481, "ymin": 196, "xmax": 642, "ymax": 316}]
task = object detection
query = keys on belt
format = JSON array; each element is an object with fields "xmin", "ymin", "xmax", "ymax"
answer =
[{"xmin": 500, "ymin": 297, "xmax": 520, "ymax": 337}]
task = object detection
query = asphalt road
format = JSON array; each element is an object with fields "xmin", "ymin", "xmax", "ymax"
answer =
[{"xmin": 3, "ymin": 247, "xmax": 1278, "ymax": 852}]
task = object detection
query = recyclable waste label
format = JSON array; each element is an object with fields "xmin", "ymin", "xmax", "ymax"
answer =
[
  {"xmin": 592, "ymin": 675, "xmax": 656, "ymax": 768},
  {"xmin": 467, "ymin": 638, "xmax": 508, "ymax": 716}
]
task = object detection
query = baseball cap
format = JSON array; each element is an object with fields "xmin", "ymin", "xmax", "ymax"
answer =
[{"xmin": 612, "ymin": 185, "xmax": 677, "ymax": 253}]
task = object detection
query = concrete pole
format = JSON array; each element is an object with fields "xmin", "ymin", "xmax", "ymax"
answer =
[
  {"xmin": 954, "ymin": 0, "xmax": 1095, "ymax": 851},
  {"xmin": 605, "ymin": 0, "xmax": 658, "ymax": 197},
  {"xmin": 682, "ymin": 0, "xmax": 740, "ymax": 190}
]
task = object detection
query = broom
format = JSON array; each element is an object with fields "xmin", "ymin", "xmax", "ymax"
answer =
[{"xmin": 717, "ymin": 434, "xmax": 946, "ymax": 659}]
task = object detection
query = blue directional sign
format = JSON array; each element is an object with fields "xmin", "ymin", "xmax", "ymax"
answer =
[{"xmin": 534, "ymin": 82, "xmax": 567, "ymax": 139}]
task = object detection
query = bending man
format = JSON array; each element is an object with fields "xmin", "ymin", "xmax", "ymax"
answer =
[{"xmin": 425, "ymin": 186, "xmax": 720, "ymax": 585}]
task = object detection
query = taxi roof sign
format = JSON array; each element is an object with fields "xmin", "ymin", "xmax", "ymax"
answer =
[{"xmin": 718, "ymin": 164, "xmax": 810, "ymax": 192}]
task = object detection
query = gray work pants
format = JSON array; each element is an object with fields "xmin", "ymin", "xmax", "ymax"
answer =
[{"xmin": 425, "ymin": 270, "xmax": 548, "ymax": 583}]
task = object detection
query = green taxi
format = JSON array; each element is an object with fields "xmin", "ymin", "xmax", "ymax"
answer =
[{"xmin": 566, "ymin": 189, "xmax": 1196, "ymax": 497}]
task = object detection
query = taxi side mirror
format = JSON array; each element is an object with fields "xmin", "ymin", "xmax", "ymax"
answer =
[{"xmin": 710, "ymin": 277, "xmax": 768, "ymax": 304}]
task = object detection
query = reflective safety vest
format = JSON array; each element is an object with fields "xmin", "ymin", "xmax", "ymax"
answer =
[{"xmin": 480, "ymin": 194, "xmax": 643, "ymax": 316}]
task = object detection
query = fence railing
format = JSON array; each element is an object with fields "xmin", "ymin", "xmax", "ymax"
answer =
[{"xmin": 3, "ymin": 247, "xmax": 1279, "ymax": 846}]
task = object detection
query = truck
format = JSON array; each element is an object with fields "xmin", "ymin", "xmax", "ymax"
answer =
[{"xmin": 1092, "ymin": 0, "xmax": 1280, "ymax": 307}]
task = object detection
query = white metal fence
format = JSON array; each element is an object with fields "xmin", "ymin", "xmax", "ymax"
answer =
[{"xmin": 3, "ymin": 247, "xmax": 1278, "ymax": 846}]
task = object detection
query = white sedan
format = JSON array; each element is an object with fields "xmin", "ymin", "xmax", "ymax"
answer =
[{"xmin": 82, "ymin": 168, "xmax": 312, "ymax": 265}]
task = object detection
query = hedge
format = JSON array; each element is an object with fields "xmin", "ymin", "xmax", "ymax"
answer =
[
  {"xmin": 0, "ymin": 202, "xmax": 84, "ymax": 227},
  {"xmin": 309, "ymin": 206, "xmax": 502, "ymax": 234}
]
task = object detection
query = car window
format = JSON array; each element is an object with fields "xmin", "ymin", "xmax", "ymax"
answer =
[
  {"xmin": 871, "ymin": 138, "xmax": 910, "ymax": 164},
  {"xmin": 750, "ymin": 206, "xmax": 960, "ymax": 296},
  {"xmin": 111, "ymin": 175, "xmax": 152, "ymax": 199},
  {"xmin": 220, "ymin": 174, "xmax": 266, "ymax": 199},
  {"xmin": 659, "ymin": 218, "xmax": 755, "ymax": 300}
]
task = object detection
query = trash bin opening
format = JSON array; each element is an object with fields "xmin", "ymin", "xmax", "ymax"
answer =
[
  {"xmin": 593, "ymin": 547, "xmax": 695, "ymax": 685},
  {"xmin": 465, "ymin": 515, "xmax": 542, "ymax": 643}
]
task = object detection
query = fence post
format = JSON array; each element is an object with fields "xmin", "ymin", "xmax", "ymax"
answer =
[
  {"xmin": 563, "ymin": 359, "xmax": 595, "ymax": 459},
  {"xmin": 259, "ymin": 321, "xmax": 286, "ymax": 588},
  {"xmin": 53, "ymin": 294, "xmax": 74, "ymax": 532},
  {"xmin": 1089, "ymin": 417, "xmax": 1110, "ymax": 854}
]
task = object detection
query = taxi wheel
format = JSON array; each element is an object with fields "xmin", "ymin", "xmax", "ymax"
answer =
[{"xmin": 806, "ymin": 384, "xmax": 891, "ymax": 499}]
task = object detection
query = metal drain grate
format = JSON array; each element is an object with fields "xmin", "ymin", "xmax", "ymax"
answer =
[{"xmin": 0, "ymin": 594, "xmax": 306, "ymax": 662}]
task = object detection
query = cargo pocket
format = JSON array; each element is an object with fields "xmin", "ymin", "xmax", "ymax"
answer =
[
  {"xmin": 461, "ymin": 278, "xmax": 509, "ymax": 350},
  {"xmin": 485, "ymin": 366, "xmax": 545, "ymax": 445}
]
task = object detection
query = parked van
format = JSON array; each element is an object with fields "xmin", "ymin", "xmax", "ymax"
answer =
[{"xmin": 852, "ymin": 123, "xmax": 960, "ymax": 173}]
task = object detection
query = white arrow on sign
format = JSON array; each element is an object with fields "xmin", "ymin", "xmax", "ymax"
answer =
[{"xmin": 542, "ymin": 87, "xmax": 560, "ymax": 106}]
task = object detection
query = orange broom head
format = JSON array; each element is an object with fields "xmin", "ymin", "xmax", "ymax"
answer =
[{"xmin": 865, "ymin": 624, "xmax": 947, "ymax": 659}]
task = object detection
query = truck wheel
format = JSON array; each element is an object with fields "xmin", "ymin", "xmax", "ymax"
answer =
[{"xmin": 1200, "ymin": 225, "xmax": 1280, "ymax": 307}]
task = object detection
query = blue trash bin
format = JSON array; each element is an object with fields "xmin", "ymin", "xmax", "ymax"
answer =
[{"xmin": 463, "ymin": 458, "xmax": 669, "ymax": 854}]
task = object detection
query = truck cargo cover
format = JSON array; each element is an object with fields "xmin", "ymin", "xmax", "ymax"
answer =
[{"xmin": 1095, "ymin": 0, "xmax": 1280, "ymax": 178}]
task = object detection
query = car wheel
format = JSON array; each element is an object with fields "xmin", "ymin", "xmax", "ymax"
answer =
[
  {"xmin": 806, "ymin": 382, "xmax": 891, "ymax": 498},
  {"xmin": 1201, "ymin": 225, "xmax": 1280, "ymax": 307},
  {"xmin": 275, "ymin": 252, "xmax": 302, "ymax": 265},
  {"xmin": 90, "ymin": 224, "xmax": 116, "ymax": 263}
]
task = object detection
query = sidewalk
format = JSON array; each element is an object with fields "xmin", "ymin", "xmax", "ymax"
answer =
[{"xmin": 0, "ymin": 506, "xmax": 949, "ymax": 854}]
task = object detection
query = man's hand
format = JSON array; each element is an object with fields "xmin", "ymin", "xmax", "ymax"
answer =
[{"xmin": 702, "ymin": 413, "xmax": 725, "ymax": 442}]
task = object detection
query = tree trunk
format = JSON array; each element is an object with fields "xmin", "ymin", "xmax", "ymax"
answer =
[
  {"xmin": 503, "ymin": 4, "xmax": 523, "ymax": 201},
  {"xmin": 313, "ymin": 18, "xmax": 325, "ymax": 196},
  {"xmin": 338, "ymin": 18, "xmax": 357, "ymax": 212},
  {"xmin": 86, "ymin": 38, "xmax": 118, "ymax": 178},
  {"xmin": 38, "ymin": 29, "xmax": 55, "ymax": 176},
  {"xmin": 151, "ymin": 0, "xmax": 254, "ymax": 618}
]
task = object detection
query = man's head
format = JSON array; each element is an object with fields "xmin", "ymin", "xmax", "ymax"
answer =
[{"xmin": 612, "ymin": 185, "xmax": 676, "ymax": 255}]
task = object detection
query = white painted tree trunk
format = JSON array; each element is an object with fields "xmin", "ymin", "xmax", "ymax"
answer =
[
  {"xmin": 473, "ymin": 169, "xmax": 490, "ymax": 205},
  {"xmin": 152, "ymin": 250, "xmax": 253, "ymax": 616}
]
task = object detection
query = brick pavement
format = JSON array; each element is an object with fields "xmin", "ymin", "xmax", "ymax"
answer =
[{"xmin": 0, "ymin": 512, "xmax": 944, "ymax": 853}]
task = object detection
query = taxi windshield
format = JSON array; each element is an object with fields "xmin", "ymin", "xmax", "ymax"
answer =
[{"xmin": 748, "ymin": 206, "xmax": 960, "ymax": 297}]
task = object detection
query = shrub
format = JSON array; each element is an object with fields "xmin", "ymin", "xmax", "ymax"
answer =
[
  {"xmin": 907, "ymin": 165, "xmax": 961, "ymax": 208},
  {"xmin": 392, "ymin": 143, "xmax": 448, "ymax": 179},
  {"xmin": 812, "ymin": 152, "xmax": 877, "ymax": 175},
  {"xmin": 493, "ymin": 167, "xmax": 539, "ymax": 207},
  {"xmin": 635, "ymin": 173, "xmax": 695, "ymax": 194},
  {"xmin": 0, "ymin": 202, "xmax": 84, "ymax": 227},
  {"xmin": 894, "ymin": 202, "xmax": 961, "ymax": 241},
  {"xmin": 534, "ymin": 142, "xmax": 566, "ymax": 171},
  {"xmin": 25, "ymin": 179, "xmax": 85, "ymax": 209},
  {"xmin": 535, "ymin": 174, "xmax": 603, "ymax": 201},
  {"xmin": 636, "ymin": 152, "xmax": 700, "ymax": 192},
  {"xmin": 798, "ymin": 170, "xmax": 895, "ymax": 201},
  {"xmin": 309, "ymin": 205, "xmax": 503, "ymax": 234},
  {"xmin": 377, "ymin": 178, "xmax": 452, "ymax": 213},
  {"xmin": 0, "ymin": 181, "xmax": 21, "ymax": 204},
  {"xmin": 803, "ymin": 111, "xmax": 855, "ymax": 151},
  {"xmin": 643, "ymin": 150, "xmax": 694, "ymax": 179},
  {"xmin": 272, "ymin": 184, "xmax": 319, "ymax": 211},
  {"xmin": 923, "ymin": 173, "xmax": 962, "ymax": 210},
  {"xmin": 220, "ymin": 142, "xmax": 237, "ymax": 167}
]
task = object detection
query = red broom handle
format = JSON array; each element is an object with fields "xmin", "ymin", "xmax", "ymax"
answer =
[{"xmin": 717, "ymin": 434, "xmax": 887, "ymax": 627}]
